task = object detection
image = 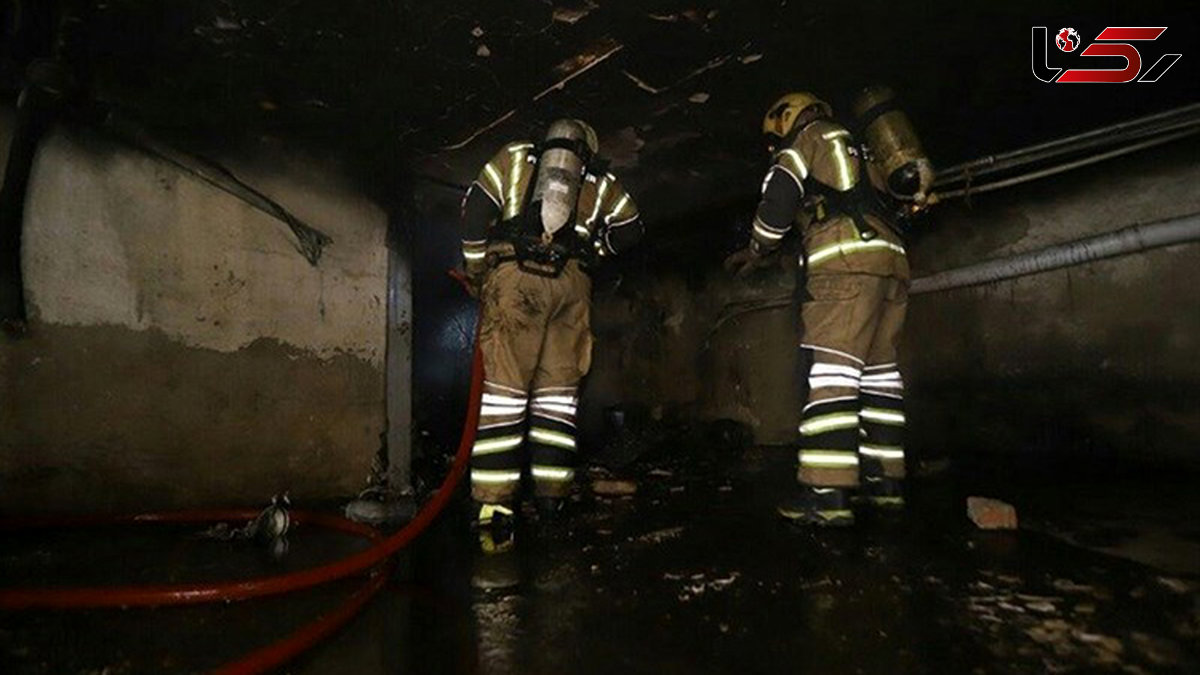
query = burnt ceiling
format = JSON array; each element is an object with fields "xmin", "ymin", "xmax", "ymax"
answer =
[{"xmin": 2, "ymin": 0, "xmax": 1197, "ymax": 223}]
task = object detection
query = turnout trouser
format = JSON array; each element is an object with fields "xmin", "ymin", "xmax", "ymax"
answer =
[
  {"xmin": 797, "ymin": 273, "xmax": 908, "ymax": 488},
  {"xmin": 470, "ymin": 260, "xmax": 593, "ymax": 504}
]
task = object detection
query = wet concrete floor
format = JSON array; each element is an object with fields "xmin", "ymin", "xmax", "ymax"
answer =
[{"xmin": 2, "ymin": 445, "xmax": 1198, "ymax": 674}]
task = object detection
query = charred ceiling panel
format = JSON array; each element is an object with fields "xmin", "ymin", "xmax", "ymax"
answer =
[{"xmin": 1, "ymin": 0, "xmax": 1189, "ymax": 229}]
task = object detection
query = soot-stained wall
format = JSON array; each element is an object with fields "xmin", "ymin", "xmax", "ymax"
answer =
[{"xmin": 0, "ymin": 111, "xmax": 389, "ymax": 512}]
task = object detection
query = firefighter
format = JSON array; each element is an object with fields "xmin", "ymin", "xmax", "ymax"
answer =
[
  {"xmin": 725, "ymin": 91, "xmax": 930, "ymax": 526},
  {"xmin": 460, "ymin": 119, "xmax": 643, "ymax": 542}
]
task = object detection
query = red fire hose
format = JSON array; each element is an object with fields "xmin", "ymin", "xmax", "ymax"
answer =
[{"xmin": 0, "ymin": 271, "xmax": 484, "ymax": 673}]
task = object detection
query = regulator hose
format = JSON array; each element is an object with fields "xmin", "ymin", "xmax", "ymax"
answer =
[{"xmin": 0, "ymin": 270, "xmax": 484, "ymax": 673}]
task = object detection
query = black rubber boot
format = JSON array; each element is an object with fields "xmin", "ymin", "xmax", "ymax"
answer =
[
  {"xmin": 777, "ymin": 486, "xmax": 855, "ymax": 527},
  {"xmin": 859, "ymin": 475, "xmax": 906, "ymax": 510}
]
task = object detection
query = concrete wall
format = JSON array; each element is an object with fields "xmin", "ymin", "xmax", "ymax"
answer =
[
  {"xmin": 0, "ymin": 111, "xmax": 389, "ymax": 511},
  {"xmin": 582, "ymin": 253, "xmax": 804, "ymax": 446},
  {"xmin": 903, "ymin": 139, "xmax": 1200, "ymax": 466}
]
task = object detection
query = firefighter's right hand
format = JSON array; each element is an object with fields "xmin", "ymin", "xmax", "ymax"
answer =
[
  {"xmin": 723, "ymin": 246, "xmax": 767, "ymax": 279},
  {"xmin": 463, "ymin": 260, "xmax": 488, "ymax": 299}
]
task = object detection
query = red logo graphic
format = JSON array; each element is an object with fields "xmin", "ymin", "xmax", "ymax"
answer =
[
  {"xmin": 1031, "ymin": 26, "xmax": 1182, "ymax": 83},
  {"xmin": 1056, "ymin": 27, "xmax": 1080, "ymax": 52}
]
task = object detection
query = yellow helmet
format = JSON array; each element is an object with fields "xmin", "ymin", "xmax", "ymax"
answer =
[{"xmin": 762, "ymin": 92, "xmax": 833, "ymax": 139}]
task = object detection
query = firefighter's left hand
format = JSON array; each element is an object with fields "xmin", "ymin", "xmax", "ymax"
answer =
[
  {"xmin": 724, "ymin": 247, "xmax": 770, "ymax": 279},
  {"xmin": 463, "ymin": 260, "xmax": 489, "ymax": 298}
]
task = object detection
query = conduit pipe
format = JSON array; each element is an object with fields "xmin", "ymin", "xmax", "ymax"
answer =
[
  {"xmin": 910, "ymin": 211, "xmax": 1200, "ymax": 295},
  {"xmin": 103, "ymin": 114, "xmax": 334, "ymax": 266},
  {"xmin": 709, "ymin": 212, "xmax": 1200, "ymax": 330},
  {"xmin": 935, "ymin": 102, "xmax": 1200, "ymax": 186},
  {"xmin": 931, "ymin": 129, "xmax": 1200, "ymax": 201},
  {"xmin": 933, "ymin": 115, "xmax": 1200, "ymax": 189}
]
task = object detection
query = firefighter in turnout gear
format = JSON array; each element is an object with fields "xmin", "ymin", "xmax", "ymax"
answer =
[
  {"xmin": 460, "ymin": 119, "xmax": 643, "ymax": 542},
  {"xmin": 726, "ymin": 91, "xmax": 930, "ymax": 527}
]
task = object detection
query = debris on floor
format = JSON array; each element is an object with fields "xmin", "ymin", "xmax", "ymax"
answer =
[
  {"xmin": 968, "ymin": 496, "xmax": 1019, "ymax": 530},
  {"xmin": 1130, "ymin": 631, "xmax": 1188, "ymax": 666},
  {"xmin": 1156, "ymin": 576, "xmax": 1192, "ymax": 594},
  {"xmin": 916, "ymin": 457, "xmax": 952, "ymax": 477},
  {"xmin": 593, "ymin": 479, "xmax": 638, "ymax": 496},
  {"xmin": 633, "ymin": 526, "xmax": 684, "ymax": 545},
  {"xmin": 553, "ymin": 2, "xmax": 595, "ymax": 25},
  {"xmin": 668, "ymin": 571, "xmax": 741, "ymax": 602},
  {"xmin": 1052, "ymin": 579, "xmax": 1096, "ymax": 594},
  {"xmin": 962, "ymin": 574, "xmax": 1131, "ymax": 670}
]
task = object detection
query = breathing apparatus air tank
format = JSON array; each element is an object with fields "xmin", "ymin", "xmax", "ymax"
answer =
[
  {"xmin": 852, "ymin": 85, "xmax": 934, "ymax": 202},
  {"xmin": 532, "ymin": 119, "xmax": 591, "ymax": 239}
]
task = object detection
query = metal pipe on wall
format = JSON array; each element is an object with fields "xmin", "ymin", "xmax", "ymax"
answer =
[
  {"xmin": 931, "ymin": 129, "xmax": 1200, "ymax": 202},
  {"xmin": 910, "ymin": 211, "xmax": 1200, "ymax": 295},
  {"xmin": 710, "ymin": 212, "xmax": 1200, "ymax": 329},
  {"xmin": 934, "ymin": 102, "xmax": 1200, "ymax": 186}
]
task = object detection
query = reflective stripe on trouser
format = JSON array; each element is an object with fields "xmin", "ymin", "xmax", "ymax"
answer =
[
  {"xmin": 860, "ymin": 364, "xmax": 906, "ymax": 479},
  {"xmin": 797, "ymin": 353, "xmax": 862, "ymax": 487},
  {"xmin": 471, "ymin": 260, "xmax": 592, "ymax": 503},
  {"xmin": 528, "ymin": 386, "xmax": 578, "ymax": 497},
  {"xmin": 471, "ymin": 380, "xmax": 527, "ymax": 503},
  {"xmin": 798, "ymin": 273, "xmax": 908, "ymax": 488}
]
